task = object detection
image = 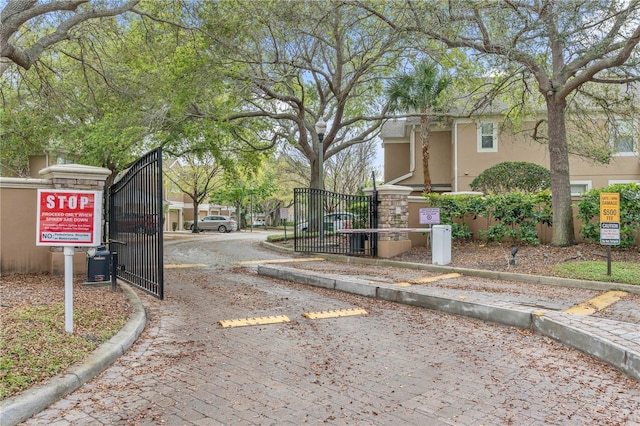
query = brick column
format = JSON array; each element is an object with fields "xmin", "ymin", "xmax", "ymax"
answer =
[
  {"xmin": 39, "ymin": 164, "xmax": 112, "ymax": 275},
  {"xmin": 364, "ymin": 184, "xmax": 413, "ymax": 258}
]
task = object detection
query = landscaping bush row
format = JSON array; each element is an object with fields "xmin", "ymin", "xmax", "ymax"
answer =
[{"xmin": 424, "ymin": 183, "xmax": 640, "ymax": 247}]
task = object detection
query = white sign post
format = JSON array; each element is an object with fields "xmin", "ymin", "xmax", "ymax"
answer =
[{"xmin": 36, "ymin": 189, "xmax": 102, "ymax": 333}]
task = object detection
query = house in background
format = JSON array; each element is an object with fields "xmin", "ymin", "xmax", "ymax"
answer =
[
  {"xmin": 163, "ymin": 188, "xmax": 235, "ymax": 232},
  {"xmin": 163, "ymin": 159, "xmax": 235, "ymax": 232},
  {"xmin": 382, "ymin": 115, "xmax": 639, "ymax": 196}
]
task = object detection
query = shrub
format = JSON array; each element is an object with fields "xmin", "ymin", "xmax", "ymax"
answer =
[
  {"xmin": 470, "ymin": 162, "xmax": 551, "ymax": 194},
  {"xmin": 425, "ymin": 190, "xmax": 552, "ymax": 245}
]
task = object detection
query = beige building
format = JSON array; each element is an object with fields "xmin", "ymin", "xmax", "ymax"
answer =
[
  {"xmin": 163, "ymin": 159, "xmax": 235, "ymax": 231},
  {"xmin": 382, "ymin": 116, "xmax": 640, "ymax": 195}
]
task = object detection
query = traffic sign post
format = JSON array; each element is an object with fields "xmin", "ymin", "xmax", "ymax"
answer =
[
  {"xmin": 599, "ymin": 193, "xmax": 620, "ymax": 276},
  {"xmin": 280, "ymin": 207, "xmax": 288, "ymax": 241},
  {"xmin": 36, "ymin": 189, "xmax": 102, "ymax": 333}
]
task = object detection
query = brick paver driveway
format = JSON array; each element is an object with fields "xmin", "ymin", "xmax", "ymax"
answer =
[{"xmin": 25, "ymin": 232, "xmax": 640, "ymax": 425}]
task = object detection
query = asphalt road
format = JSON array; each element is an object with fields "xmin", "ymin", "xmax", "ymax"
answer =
[{"xmin": 23, "ymin": 232, "xmax": 640, "ymax": 425}]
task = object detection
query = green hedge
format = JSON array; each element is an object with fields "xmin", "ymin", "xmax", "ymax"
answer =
[
  {"xmin": 425, "ymin": 191, "xmax": 552, "ymax": 245},
  {"xmin": 576, "ymin": 183, "xmax": 640, "ymax": 248},
  {"xmin": 425, "ymin": 185, "xmax": 640, "ymax": 247}
]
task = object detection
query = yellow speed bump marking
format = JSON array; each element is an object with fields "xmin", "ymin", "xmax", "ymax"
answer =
[
  {"xmin": 395, "ymin": 273, "xmax": 461, "ymax": 286},
  {"xmin": 238, "ymin": 257, "xmax": 325, "ymax": 265},
  {"xmin": 303, "ymin": 308, "xmax": 368, "ymax": 320},
  {"xmin": 165, "ymin": 264, "xmax": 207, "ymax": 269},
  {"xmin": 564, "ymin": 290, "xmax": 628, "ymax": 316},
  {"xmin": 219, "ymin": 315, "xmax": 291, "ymax": 328}
]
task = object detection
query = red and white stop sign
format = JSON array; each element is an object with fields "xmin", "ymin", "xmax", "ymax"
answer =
[{"xmin": 36, "ymin": 189, "xmax": 102, "ymax": 246}]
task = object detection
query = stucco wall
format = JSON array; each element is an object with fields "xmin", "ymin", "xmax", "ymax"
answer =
[
  {"xmin": 1, "ymin": 164, "xmax": 110, "ymax": 275},
  {"xmin": 0, "ymin": 182, "xmax": 53, "ymax": 273},
  {"xmin": 383, "ymin": 140, "xmax": 411, "ymax": 183},
  {"xmin": 384, "ymin": 119, "xmax": 640, "ymax": 193}
]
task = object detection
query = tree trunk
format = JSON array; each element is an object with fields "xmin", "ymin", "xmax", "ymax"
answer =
[
  {"xmin": 420, "ymin": 115, "xmax": 432, "ymax": 193},
  {"xmin": 546, "ymin": 97, "xmax": 576, "ymax": 246},
  {"xmin": 192, "ymin": 198, "xmax": 200, "ymax": 233}
]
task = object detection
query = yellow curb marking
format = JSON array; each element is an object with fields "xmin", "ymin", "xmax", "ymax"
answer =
[
  {"xmin": 534, "ymin": 312, "xmax": 545, "ymax": 317},
  {"xmin": 395, "ymin": 272, "xmax": 461, "ymax": 286},
  {"xmin": 238, "ymin": 257, "xmax": 325, "ymax": 265},
  {"xmin": 165, "ymin": 264, "xmax": 207, "ymax": 269},
  {"xmin": 219, "ymin": 315, "xmax": 291, "ymax": 328},
  {"xmin": 303, "ymin": 308, "xmax": 368, "ymax": 320},
  {"xmin": 564, "ymin": 291, "xmax": 628, "ymax": 316}
]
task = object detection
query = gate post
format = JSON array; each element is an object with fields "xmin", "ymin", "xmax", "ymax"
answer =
[
  {"xmin": 39, "ymin": 164, "xmax": 112, "ymax": 275},
  {"xmin": 364, "ymin": 185, "xmax": 412, "ymax": 258}
]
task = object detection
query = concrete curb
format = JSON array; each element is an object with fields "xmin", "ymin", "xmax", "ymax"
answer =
[
  {"xmin": 0, "ymin": 283, "xmax": 146, "ymax": 426},
  {"xmin": 257, "ymin": 264, "xmax": 640, "ymax": 381},
  {"xmin": 260, "ymin": 241, "xmax": 640, "ymax": 295}
]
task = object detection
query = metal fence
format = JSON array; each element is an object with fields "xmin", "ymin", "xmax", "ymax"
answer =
[
  {"xmin": 294, "ymin": 188, "xmax": 377, "ymax": 256},
  {"xmin": 108, "ymin": 148, "xmax": 164, "ymax": 299}
]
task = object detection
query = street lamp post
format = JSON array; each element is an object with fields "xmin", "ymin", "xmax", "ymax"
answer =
[
  {"xmin": 315, "ymin": 118, "xmax": 326, "ymax": 190},
  {"xmin": 315, "ymin": 118, "xmax": 327, "ymax": 243}
]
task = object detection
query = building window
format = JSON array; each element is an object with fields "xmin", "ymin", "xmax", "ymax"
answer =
[
  {"xmin": 610, "ymin": 120, "xmax": 637, "ymax": 156},
  {"xmin": 570, "ymin": 181, "xmax": 592, "ymax": 197},
  {"xmin": 477, "ymin": 122, "xmax": 498, "ymax": 152}
]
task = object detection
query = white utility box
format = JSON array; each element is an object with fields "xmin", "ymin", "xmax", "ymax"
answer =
[{"xmin": 432, "ymin": 225, "xmax": 452, "ymax": 265}]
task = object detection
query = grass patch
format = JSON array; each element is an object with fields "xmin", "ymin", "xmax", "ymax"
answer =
[
  {"xmin": 551, "ymin": 261, "xmax": 640, "ymax": 285},
  {"xmin": 0, "ymin": 303, "xmax": 127, "ymax": 399}
]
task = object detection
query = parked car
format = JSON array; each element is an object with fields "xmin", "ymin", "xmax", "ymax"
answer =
[
  {"xmin": 187, "ymin": 215, "xmax": 237, "ymax": 233},
  {"xmin": 252, "ymin": 219, "xmax": 266, "ymax": 226},
  {"xmin": 296, "ymin": 212, "xmax": 355, "ymax": 232}
]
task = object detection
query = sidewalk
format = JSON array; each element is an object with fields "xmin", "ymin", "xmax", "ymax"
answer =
[
  {"xmin": 1, "ymin": 243, "xmax": 638, "ymax": 425},
  {"xmin": 257, "ymin": 243, "xmax": 640, "ymax": 384}
]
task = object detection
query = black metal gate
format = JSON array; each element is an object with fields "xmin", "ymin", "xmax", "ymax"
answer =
[
  {"xmin": 108, "ymin": 148, "xmax": 164, "ymax": 299},
  {"xmin": 294, "ymin": 188, "xmax": 377, "ymax": 256}
]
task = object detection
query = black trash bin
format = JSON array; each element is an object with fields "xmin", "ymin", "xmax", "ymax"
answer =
[{"xmin": 87, "ymin": 246, "xmax": 111, "ymax": 282}]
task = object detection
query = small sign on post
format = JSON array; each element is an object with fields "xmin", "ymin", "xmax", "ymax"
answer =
[
  {"xmin": 280, "ymin": 207, "xmax": 288, "ymax": 240},
  {"xmin": 419, "ymin": 208, "xmax": 440, "ymax": 225},
  {"xmin": 36, "ymin": 189, "xmax": 102, "ymax": 333},
  {"xmin": 36, "ymin": 189, "xmax": 102, "ymax": 246},
  {"xmin": 599, "ymin": 192, "xmax": 620, "ymax": 276}
]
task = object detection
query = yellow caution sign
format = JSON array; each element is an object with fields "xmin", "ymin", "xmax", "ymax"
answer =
[{"xmin": 600, "ymin": 192, "xmax": 620, "ymax": 223}]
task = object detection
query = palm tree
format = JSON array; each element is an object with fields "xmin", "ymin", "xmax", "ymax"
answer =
[{"xmin": 386, "ymin": 60, "xmax": 450, "ymax": 193}]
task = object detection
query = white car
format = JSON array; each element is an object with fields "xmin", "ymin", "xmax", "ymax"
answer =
[
  {"xmin": 296, "ymin": 212, "xmax": 355, "ymax": 232},
  {"xmin": 252, "ymin": 219, "xmax": 266, "ymax": 226}
]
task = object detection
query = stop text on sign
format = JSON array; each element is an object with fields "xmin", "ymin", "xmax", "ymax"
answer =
[
  {"xmin": 36, "ymin": 189, "xmax": 102, "ymax": 247},
  {"xmin": 599, "ymin": 192, "xmax": 620, "ymax": 223},
  {"xmin": 44, "ymin": 193, "xmax": 93, "ymax": 210}
]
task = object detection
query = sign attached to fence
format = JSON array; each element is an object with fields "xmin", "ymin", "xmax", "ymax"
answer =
[
  {"xmin": 419, "ymin": 208, "xmax": 440, "ymax": 225},
  {"xmin": 36, "ymin": 189, "xmax": 102, "ymax": 246},
  {"xmin": 599, "ymin": 192, "xmax": 620, "ymax": 223}
]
